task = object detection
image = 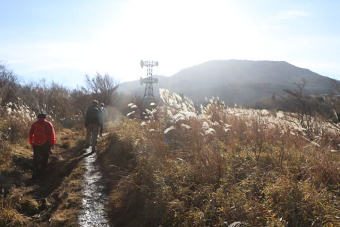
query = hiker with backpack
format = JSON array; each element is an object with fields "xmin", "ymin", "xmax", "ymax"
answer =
[
  {"xmin": 99, "ymin": 102, "xmax": 106, "ymax": 137},
  {"xmin": 29, "ymin": 113, "xmax": 56, "ymax": 180},
  {"xmin": 85, "ymin": 100, "xmax": 102, "ymax": 152}
]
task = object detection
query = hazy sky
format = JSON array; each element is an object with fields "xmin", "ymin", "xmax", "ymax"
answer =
[{"xmin": 1, "ymin": 0, "xmax": 339, "ymax": 86}]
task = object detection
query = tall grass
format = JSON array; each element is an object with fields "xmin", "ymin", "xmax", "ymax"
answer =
[{"xmin": 101, "ymin": 89, "xmax": 340, "ymax": 226}]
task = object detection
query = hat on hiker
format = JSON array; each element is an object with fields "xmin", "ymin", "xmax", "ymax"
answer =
[
  {"xmin": 92, "ymin": 100, "xmax": 99, "ymax": 105},
  {"xmin": 100, "ymin": 103, "xmax": 104, "ymax": 107},
  {"xmin": 37, "ymin": 113, "xmax": 46, "ymax": 119}
]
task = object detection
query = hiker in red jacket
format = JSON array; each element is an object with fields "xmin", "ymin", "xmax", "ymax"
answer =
[{"xmin": 29, "ymin": 113, "xmax": 56, "ymax": 180}]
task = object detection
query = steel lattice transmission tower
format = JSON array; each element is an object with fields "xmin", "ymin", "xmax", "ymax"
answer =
[{"xmin": 140, "ymin": 60, "xmax": 159, "ymax": 103}]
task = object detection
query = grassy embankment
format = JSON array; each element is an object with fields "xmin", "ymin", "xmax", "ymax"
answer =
[
  {"xmin": 98, "ymin": 91, "xmax": 340, "ymax": 227},
  {"xmin": 0, "ymin": 118, "xmax": 89, "ymax": 226}
]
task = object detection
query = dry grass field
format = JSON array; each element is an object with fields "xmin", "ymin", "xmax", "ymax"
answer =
[
  {"xmin": 98, "ymin": 89, "xmax": 339, "ymax": 227},
  {"xmin": 0, "ymin": 121, "xmax": 88, "ymax": 226}
]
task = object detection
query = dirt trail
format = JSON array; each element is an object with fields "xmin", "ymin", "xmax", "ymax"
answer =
[{"xmin": 78, "ymin": 145, "xmax": 110, "ymax": 227}]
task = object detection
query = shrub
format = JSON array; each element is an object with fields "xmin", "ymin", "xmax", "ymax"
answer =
[
  {"xmin": 0, "ymin": 189, "xmax": 28, "ymax": 227},
  {"xmin": 263, "ymin": 177, "xmax": 337, "ymax": 226},
  {"xmin": 0, "ymin": 140, "xmax": 11, "ymax": 171}
]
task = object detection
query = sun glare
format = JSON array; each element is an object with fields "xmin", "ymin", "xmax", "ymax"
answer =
[{"xmin": 87, "ymin": 0, "xmax": 262, "ymax": 81}]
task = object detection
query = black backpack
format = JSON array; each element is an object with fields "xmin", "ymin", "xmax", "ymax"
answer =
[{"xmin": 86, "ymin": 105, "xmax": 101, "ymax": 125}]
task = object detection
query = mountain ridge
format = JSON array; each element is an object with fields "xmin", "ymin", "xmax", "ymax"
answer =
[{"xmin": 118, "ymin": 60, "xmax": 339, "ymax": 104}]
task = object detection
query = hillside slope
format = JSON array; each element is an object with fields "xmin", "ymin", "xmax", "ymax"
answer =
[{"xmin": 119, "ymin": 60, "xmax": 339, "ymax": 103}]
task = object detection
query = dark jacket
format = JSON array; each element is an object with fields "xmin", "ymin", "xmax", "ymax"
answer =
[{"xmin": 85, "ymin": 104, "xmax": 101, "ymax": 126}]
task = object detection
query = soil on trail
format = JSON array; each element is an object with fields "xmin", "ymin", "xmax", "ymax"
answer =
[{"xmin": 78, "ymin": 145, "xmax": 110, "ymax": 227}]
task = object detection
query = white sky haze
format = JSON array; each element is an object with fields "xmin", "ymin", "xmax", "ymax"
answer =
[{"xmin": 1, "ymin": 0, "xmax": 340, "ymax": 86}]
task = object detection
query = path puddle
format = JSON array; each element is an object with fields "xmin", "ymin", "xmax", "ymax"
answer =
[{"xmin": 78, "ymin": 145, "xmax": 109, "ymax": 227}]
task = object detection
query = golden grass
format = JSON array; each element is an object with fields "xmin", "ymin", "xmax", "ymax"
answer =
[
  {"xmin": 0, "ymin": 141, "xmax": 11, "ymax": 171},
  {"xmin": 98, "ymin": 111, "xmax": 340, "ymax": 227},
  {"xmin": 50, "ymin": 208, "xmax": 79, "ymax": 227},
  {"xmin": 0, "ymin": 208, "xmax": 27, "ymax": 227}
]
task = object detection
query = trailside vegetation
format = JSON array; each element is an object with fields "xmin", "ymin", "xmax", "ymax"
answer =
[{"xmin": 99, "ymin": 89, "xmax": 339, "ymax": 226}]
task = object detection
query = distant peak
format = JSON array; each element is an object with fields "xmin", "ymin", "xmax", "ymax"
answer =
[{"xmin": 199, "ymin": 59, "xmax": 293, "ymax": 65}]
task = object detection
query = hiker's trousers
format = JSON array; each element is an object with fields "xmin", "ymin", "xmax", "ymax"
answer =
[
  {"xmin": 32, "ymin": 142, "xmax": 51, "ymax": 178},
  {"xmin": 85, "ymin": 124, "xmax": 99, "ymax": 150}
]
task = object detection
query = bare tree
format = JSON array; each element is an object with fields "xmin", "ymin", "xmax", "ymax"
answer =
[
  {"xmin": 0, "ymin": 65, "xmax": 19, "ymax": 106},
  {"xmin": 284, "ymin": 79, "xmax": 315, "ymax": 137},
  {"xmin": 84, "ymin": 73, "xmax": 119, "ymax": 105},
  {"xmin": 282, "ymin": 78, "xmax": 340, "ymax": 138},
  {"xmin": 70, "ymin": 88, "xmax": 93, "ymax": 116}
]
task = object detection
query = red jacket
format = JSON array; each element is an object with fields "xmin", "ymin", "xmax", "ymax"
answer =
[{"xmin": 29, "ymin": 119, "xmax": 56, "ymax": 146}]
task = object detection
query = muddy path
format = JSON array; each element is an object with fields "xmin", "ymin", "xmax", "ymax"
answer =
[
  {"xmin": 78, "ymin": 144, "xmax": 110, "ymax": 227},
  {"xmin": 29, "ymin": 139, "xmax": 89, "ymax": 225}
]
